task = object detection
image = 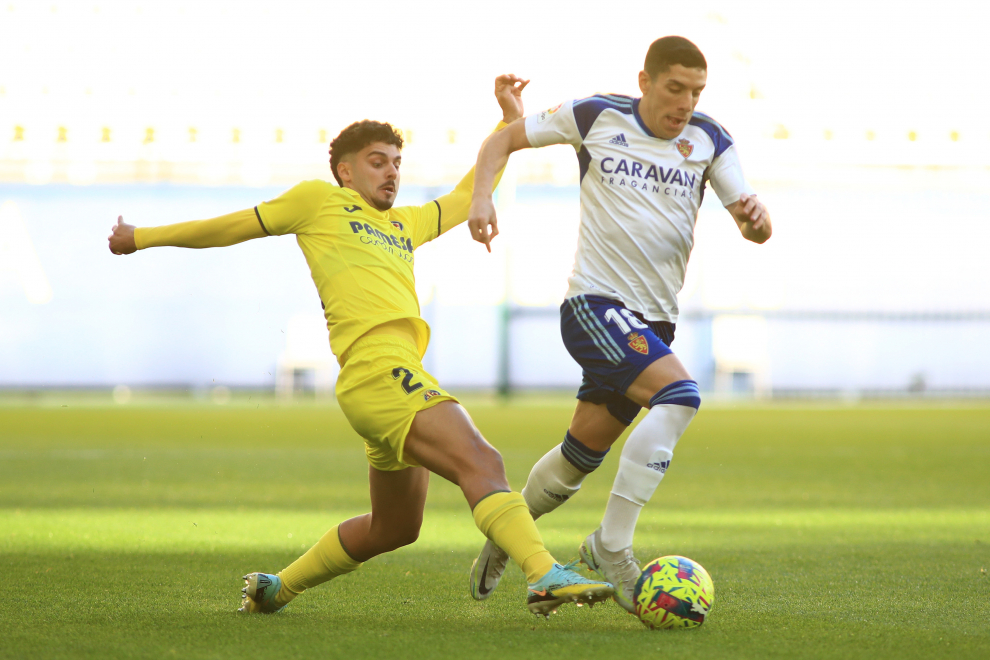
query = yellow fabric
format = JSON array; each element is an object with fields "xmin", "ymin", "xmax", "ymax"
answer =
[
  {"xmin": 255, "ymin": 122, "xmax": 508, "ymax": 362},
  {"xmin": 276, "ymin": 525, "xmax": 362, "ymax": 605},
  {"xmin": 362, "ymin": 318, "xmax": 420, "ymax": 348},
  {"xmin": 336, "ymin": 335, "xmax": 457, "ymax": 471},
  {"xmin": 134, "ymin": 208, "xmax": 265, "ymax": 250},
  {"xmin": 472, "ymin": 491, "xmax": 556, "ymax": 584}
]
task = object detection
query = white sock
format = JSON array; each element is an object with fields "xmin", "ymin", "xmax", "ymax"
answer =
[
  {"xmin": 600, "ymin": 402, "xmax": 697, "ymax": 551},
  {"xmin": 521, "ymin": 444, "xmax": 588, "ymax": 519}
]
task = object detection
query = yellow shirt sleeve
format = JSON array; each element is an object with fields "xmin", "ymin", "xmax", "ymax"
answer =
[
  {"xmin": 398, "ymin": 122, "xmax": 508, "ymax": 249},
  {"xmin": 255, "ymin": 180, "xmax": 333, "ymax": 236},
  {"xmin": 134, "ymin": 208, "xmax": 266, "ymax": 250}
]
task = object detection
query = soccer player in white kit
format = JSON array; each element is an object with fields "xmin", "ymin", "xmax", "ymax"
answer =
[{"xmin": 464, "ymin": 36, "xmax": 773, "ymax": 613}]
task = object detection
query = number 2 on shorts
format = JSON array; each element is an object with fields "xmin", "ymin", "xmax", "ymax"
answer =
[{"xmin": 391, "ymin": 367, "xmax": 424, "ymax": 394}]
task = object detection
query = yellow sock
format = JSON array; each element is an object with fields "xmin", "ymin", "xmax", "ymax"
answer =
[
  {"xmin": 472, "ymin": 491, "xmax": 556, "ymax": 584},
  {"xmin": 275, "ymin": 525, "xmax": 362, "ymax": 607}
]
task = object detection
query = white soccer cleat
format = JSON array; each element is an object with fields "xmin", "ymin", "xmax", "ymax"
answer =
[
  {"xmin": 578, "ymin": 528, "xmax": 641, "ymax": 614},
  {"xmin": 469, "ymin": 539, "xmax": 509, "ymax": 600},
  {"xmin": 238, "ymin": 572, "xmax": 286, "ymax": 614}
]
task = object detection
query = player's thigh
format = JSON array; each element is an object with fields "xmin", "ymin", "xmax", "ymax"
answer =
[
  {"xmin": 336, "ymin": 337, "xmax": 457, "ymax": 471},
  {"xmin": 403, "ymin": 401, "xmax": 508, "ymax": 504},
  {"xmin": 561, "ymin": 294, "xmax": 687, "ymax": 414},
  {"xmin": 568, "ymin": 400, "xmax": 629, "ymax": 452},
  {"xmin": 367, "ymin": 465, "xmax": 430, "ymax": 536},
  {"xmin": 624, "ymin": 353, "xmax": 692, "ymax": 408}
]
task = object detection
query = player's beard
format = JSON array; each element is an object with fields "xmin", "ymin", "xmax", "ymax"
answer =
[
  {"xmin": 371, "ymin": 196, "xmax": 395, "ymax": 211},
  {"xmin": 372, "ymin": 185, "xmax": 397, "ymax": 211}
]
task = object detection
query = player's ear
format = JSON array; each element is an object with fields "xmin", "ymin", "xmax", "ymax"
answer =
[
  {"xmin": 336, "ymin": 159, "xmax": 352, "ymax": 185},
  {"xmin": 638, "ymin": 70, "xmax": 651, "ymax": 94}
]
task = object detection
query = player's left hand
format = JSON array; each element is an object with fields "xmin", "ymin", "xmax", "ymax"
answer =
[
  {"xmin": 495, "ymin": 74, "xmax": 529, "ymax": 124},
  {"xmin": 108, "ymin": 216, "xmax": 137, "ymax": 255}
]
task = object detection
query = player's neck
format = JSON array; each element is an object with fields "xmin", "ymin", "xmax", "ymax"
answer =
[{"xmin": 636, "ymin": 97, "xmax": 662, "ymax": 139}]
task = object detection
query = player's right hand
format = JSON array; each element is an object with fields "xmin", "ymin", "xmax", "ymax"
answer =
[
  {"xmin": 108, "ymin": 216, "xmax": 137, "ymax": 255},
  {"xmin": 468, "ymin": 197, "xmax": 499, "ymax": 253}
]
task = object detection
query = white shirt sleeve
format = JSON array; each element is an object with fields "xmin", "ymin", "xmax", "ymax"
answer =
[
  {"xmin": 707, "ymin": 144, "xmax": 755, "ymax": 207},
  {"xmin": 524, "ymin": 100, "xmax": 582, "ymax": 149}
]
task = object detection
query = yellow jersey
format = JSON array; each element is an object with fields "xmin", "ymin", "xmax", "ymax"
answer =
[
  {"xmin": 255, "ymin": 157, "xmax": 497, "ymax": 363},
  {"xmin": 133, "ymin": 122, "xmax": 506, "ymax": 362}
]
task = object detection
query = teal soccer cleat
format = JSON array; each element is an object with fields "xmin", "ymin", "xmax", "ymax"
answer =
[
  {"xmin": 526, "ymin": 561, "xmax": 614, "ymax": 617},
  {"xmin": 238, "ymin": 572, "xmax": 286, "ymax": 614}
]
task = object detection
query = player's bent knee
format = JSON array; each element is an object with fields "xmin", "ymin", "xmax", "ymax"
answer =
[
  {"xmin": 376, "ymin": 519, "xmax": 422, "ymax": 550},
  {"xmin": 649, "ymin": 379, "xmax": 701, "ymax": 410},
  {"xmin": 391, "ymin": 526, "xmax": 420, "ymax": 549},
  {"xmin": 478, "ymin": 441, "xmax": 505, "ymax": 475}
]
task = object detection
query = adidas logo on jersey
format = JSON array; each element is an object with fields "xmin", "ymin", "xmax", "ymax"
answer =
[{"xmin": 608, "ymin": 133, "xmax": 629, "ymax": 147}]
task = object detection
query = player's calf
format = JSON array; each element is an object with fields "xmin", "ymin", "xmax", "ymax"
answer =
[
  {"xmin": 600, "ymin": 380, "xmax": 700, "ymax": 553},
  {"xmin": 522, "ymin": 431, "xmax": 610, "ymax": 519},
  {"xmin": 468, "ymin": 430, "xmax": 611, "ymax": 601}
]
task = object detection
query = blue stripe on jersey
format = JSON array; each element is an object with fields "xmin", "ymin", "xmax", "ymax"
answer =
[
  {"xmin": 689, "ymin": 112, "xmax": 734, "ymax": 158},
  {"xmin": 649, "ymin": 379, "xmax": 701, "ymax": 410},
  {"xmin": 572, "ymin": 94, "xmax": 634, "ymax": 140},
  {"xmin": 577, "ymin": 144, "xmax": 592, "ymax": 183}
]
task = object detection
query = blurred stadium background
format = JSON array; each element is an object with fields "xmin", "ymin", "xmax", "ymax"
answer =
[{"xmin": 2, "ymin": 0, "xmax": 989, "ymax": 399}]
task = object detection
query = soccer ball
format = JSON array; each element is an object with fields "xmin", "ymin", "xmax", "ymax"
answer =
[{"xmin": 633, "ymin": 555, "xmax": 714, "ymax": 630}]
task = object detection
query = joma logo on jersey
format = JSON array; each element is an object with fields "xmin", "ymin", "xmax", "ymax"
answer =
[{"xmin": 348, "ymin": 221, "xmax": 412, "ymax": 252}]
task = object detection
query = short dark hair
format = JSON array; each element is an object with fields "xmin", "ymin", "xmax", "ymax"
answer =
[
  {"xmin": 644, "ymin": 36, "xmax": 707, "ymax": 78},
  {"xmin": 328, "ymin": 120, "xmax": 404, "ymax": 186}
]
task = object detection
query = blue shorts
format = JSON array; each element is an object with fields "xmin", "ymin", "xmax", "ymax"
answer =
[{"xmin": 560, "ymin": 294, "xmax": 676, "ymax": 426}]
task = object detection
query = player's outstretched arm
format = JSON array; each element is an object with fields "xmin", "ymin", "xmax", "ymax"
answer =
[
  {"xmin": 426, "ymin": 75, "xmax": 529, "ymax": 245},
  {"xmin": 107, "ymin": 209, "xmax": 268, "ymax": 255},
  {"xmin": 727, "ymin": 193, "xmax": 772, "ymax": 244},
  {"xmin": 467, "ymin": 78, "xmax": 535, "ymax": 252}
]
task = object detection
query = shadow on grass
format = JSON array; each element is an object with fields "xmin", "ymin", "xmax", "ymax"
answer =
[{"xmin": 5, "ymin": 546, "xmax": 989, "ymax": 660}]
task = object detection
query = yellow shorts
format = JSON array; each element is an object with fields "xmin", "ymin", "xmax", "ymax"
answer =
[{"xmin": 336, "ymin": 335, "xmax": 458, "ymax": 472}]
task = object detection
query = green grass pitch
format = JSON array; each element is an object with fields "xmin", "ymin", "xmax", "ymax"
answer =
[{"xmin": 2, "ymin": 398, "xmax": 988, "ymax": 659}]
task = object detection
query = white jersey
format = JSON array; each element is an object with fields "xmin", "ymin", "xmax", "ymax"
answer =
[{"xmin": 525, "ymin": 94, "xmax": 753, "ymax": 323}]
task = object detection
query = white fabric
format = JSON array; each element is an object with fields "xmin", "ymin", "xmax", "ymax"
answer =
[
  {"xmin": 521, "ymin": 444, "xmax": 587, "ymax": 519},
  {"xmin": 600, "ymin": 494, "xmax": 644, "ymax": 552},
  {"xmin": 526, "ymin": 96, "xmax": 754, "ymax": 323},
  {"xmin": 602, "ymin": 403, "xmax": 698, "ymax": 549}
]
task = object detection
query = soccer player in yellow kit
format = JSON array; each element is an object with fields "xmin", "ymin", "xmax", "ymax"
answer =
[{"xmin": 106, "ymin": 75, "xmax": 612, "ymax": 617}]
